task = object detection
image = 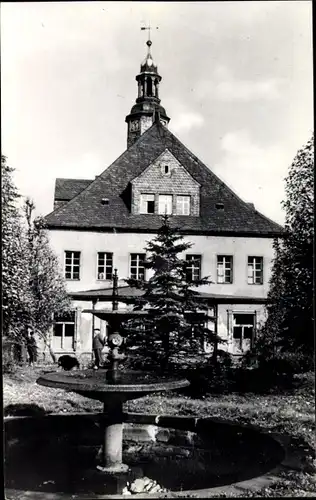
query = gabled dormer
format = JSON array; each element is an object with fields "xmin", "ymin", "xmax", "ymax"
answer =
[{"xmin": 131, "ymin": 149, "xmax": 200, "ymax": 216}]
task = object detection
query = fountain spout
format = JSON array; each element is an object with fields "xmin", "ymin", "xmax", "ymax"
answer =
[{"xmin": 106, "ymin": 332, "xmax": 126, "ymax": 383}]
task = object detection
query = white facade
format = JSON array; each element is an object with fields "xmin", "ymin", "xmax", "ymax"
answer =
[{"xmin": 42, "ymin": 229, "xmax": 273, "ymax": 360}]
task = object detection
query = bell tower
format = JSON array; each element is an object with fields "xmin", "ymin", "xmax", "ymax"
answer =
[{"xmin": 125, "ymin": 37, "xmax": 170, "ymax": 148}]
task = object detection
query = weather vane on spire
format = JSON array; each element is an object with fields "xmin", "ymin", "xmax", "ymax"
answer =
[{"xmin": 141, "ymin": 23, "xmax": 159, "ymax": 45}]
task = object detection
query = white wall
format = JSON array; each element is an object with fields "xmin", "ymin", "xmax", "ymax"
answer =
[{"xmin": 48, "ymin": 229, "xmax": 274, "ymax": 298}]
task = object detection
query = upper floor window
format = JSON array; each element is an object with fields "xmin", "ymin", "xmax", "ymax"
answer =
[
  {"xmin": 247, "ymin": 256, "xmax": 263, "ymax": 285},
  {"xmin": 130, "ymin": 253, "xmax": 146, "ymax": 280},
  {"xmin": 64, "ymin": 251, "xmax": 80, "ymax": 280},
  {"xmin": 97, "ymin": 252, "xmax": 113, "ymax": 280},
  {"xmin": 158, "ymin": 195, "xmax": 173, "ymax": 215},
  {"xmin": 140, "ymin": 194, "xmax": 155, "ymax": 214},
  {"xmin": 176, "ymin": 195, "xmax": 190, "ymax": 215},
  {"xmin": 186, "ymin": 254, "xmax": 201, "ymax": 282},
  {"xmin": 217, "ymin": 255, "xmax": 233, "ymax": 284}
]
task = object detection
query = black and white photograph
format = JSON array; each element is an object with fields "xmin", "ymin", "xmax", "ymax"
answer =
[{"xmin": 2, "ymin": 1, "xmax": 314, "ymax": 498}]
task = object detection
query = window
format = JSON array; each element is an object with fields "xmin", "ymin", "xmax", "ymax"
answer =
[
  {"xmin": 140, "ymin": 194, "xmax": 155, "ymax": 214},
  {"xmin": 52, "ymin": 311, "xmax": 75, "ymax": 351},
  {"xmin": 216, "ymin": 203, "xmax": 224, "ymax": 210},
  {"xmin": 130, "ymin": 253, "xmax": 146, "ymax": 280},
  {"xmin": 161, "ymin": 164, "xmax": 171, "ymax": 175},
  {"xmin": 64, "ymin": 251, "xmax": 80, "ymax": 280},
  {"xmin": 97, "ymin": 252, "xmax": 113, "ymax": 280},
  {"xmin": 176, "ymin": 195, "xmax": 190, "ymax": 215},
  {"xmin": 186, "ymin": 255, "xmax": 201, "ymax": 282},
  {"xmin": 217, "ymin": 256, "xmax": 233, "ymax": 284},
  {"xmin": 248, "ymin": 256, "xmax": 263, "ymax": 285},
  {"xmin": 232, "ymin": 313, "xmax": 255, "ymax": 348},
  {"xmin": 158, "ymin": 195, "xmax": 173, "ymax": 215}
]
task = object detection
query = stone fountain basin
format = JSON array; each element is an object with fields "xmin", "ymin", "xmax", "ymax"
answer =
[
  {"xmin": 4, "ymin": 412, "xmax": 286, "ymax": 499},
  {"xmin": 36, "ymin": 370, "xmax": 190, "ymax": 404}
]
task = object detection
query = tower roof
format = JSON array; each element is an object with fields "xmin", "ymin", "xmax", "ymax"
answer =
[{"xmin": 140, "ymin": 40, "xmax": 158, "ymax": 73}]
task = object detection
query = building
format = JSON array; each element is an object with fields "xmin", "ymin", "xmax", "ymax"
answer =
[{"xmin": 43, "ymin": 38, "xmax": 283, "ymax": 362}]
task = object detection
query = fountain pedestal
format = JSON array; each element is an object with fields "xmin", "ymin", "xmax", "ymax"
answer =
[{"xmin": 98, "ymin": 401, "xmax": 129, "ymax": 473}]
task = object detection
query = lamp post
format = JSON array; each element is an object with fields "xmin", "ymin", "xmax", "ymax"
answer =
[{"xmin": 112, "ymin": 268, "xmax": 119, "ymax": 311}]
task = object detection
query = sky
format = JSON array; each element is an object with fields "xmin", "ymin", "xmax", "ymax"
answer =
[{"xmin": 1, "ymin": 1, "xmax": 313, "ymax": 225}]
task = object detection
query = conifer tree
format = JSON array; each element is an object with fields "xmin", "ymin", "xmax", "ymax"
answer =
[
  {"xmin": 23, "ymin": 198, "xmax": 71, "ymax": 360},
  {"xmin": 125, "ymin": 215, "xmax": 221, "ymax": 370},
  {"xmin": 250, "ymin": 135, "xmax": 314, "ymax": 367},
  {"xmin": 2, "ymin": 156, "xmax": 32, "ymax": 340}
]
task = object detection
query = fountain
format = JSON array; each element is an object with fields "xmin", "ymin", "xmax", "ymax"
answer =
[
  {"xmin": 37, "ymin": 269, "xmax": 190, "ymax": 482},
  {"xmin": 4, "ymin": 271, "xmax": 287, "ymax": 498}
]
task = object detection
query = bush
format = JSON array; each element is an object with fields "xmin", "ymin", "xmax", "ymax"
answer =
[{"xmin": 2, "ymin": 338, "xmax": 28, "ymax": 373}]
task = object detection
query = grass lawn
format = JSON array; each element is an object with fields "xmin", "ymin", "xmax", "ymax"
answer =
[{"xmin": 3, "ymin": 365, "xmax": 316, "ymax": 497}]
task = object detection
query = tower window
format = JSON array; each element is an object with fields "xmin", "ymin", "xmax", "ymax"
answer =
[
  {"xmin": 164, "ymin": 165, "xmax": 169, "ymax": 174},
  {"xmin": 146, "ymin": 77, "xmax": 153, "ymax": 97},
  {"xmin": 140, "ymin": 194, "xmax": 155, "ymax": 214}
]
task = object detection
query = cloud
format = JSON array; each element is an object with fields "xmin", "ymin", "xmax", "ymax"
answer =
[
  {"xmin": 212, "ymin": 130, "xmax": 294, "ymax": 224},
  {"xmin": 170, "ymin": 112, "xmax": 204, "ymax": 134},
  {"xmin": 195, "ymin": 66, "xmax": 285, "ymax": 102},
  {"xmin": 216, "ymin": 78, "xmax": 283, "ymax": 101}
]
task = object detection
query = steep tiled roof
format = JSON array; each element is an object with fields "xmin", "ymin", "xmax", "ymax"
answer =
[
  {"xmin": 45, "ymin": 123, "xmax": 283, "ymax": 236},
  {"xmin": 54, "ymin": 178, "xmax": 92, "ymax": 201}
]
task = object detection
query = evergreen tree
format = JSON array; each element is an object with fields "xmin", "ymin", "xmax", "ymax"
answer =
[
  {"xmin": 279, "ymin": 135, "xmax": 314, "ymax": 354},
  {"xmin": 124, "ymin": 215, "xmax": 221, "ymax": 371},
  {"xmin": 1, "ymin": 157, "xmax": 71, "ymax": 363},
  {"xmin": 23, "ymin": 198, "xmax": 71, "ymax": 360},
  {"xmin": 249, "ymin": 135, "xmax": 314, "ymax": 368},
  {"xmin": 1, "ymin": 156, "xmax": 32, "ymax": 341}
]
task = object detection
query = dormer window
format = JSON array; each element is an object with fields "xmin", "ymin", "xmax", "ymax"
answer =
[
  {"xmin": 158, "ymin": 194, "xmax": 172, "ymax": 215},
  {"xmin": 140, "ymin": 194, "xmax": 155, "ymax": 214},
  {"xmin": 176, "ymin": 195, "xmax": 190, "ymax": 215},
  {"xmin": 216, "ymin": 203, "xmax": 224, "ymax": 210}
]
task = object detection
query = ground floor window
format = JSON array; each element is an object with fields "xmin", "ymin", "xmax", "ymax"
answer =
[
  {"xmin": 52, "ymin": 311, "xmax": 76, "ymax": 351},
  {"xmin": 232, "ymin": 313, "xmax": 255, "ymax": 350}
]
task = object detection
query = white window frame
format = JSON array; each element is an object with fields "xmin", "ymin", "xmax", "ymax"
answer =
[
  {"xmin": 186, "ymin": 254, "xmax": 202, "ymax": 282},
  {"xmin": 140, "ymin": 194, "xmax": 155, "ymax": 214},
  {"xmin": 176, "ymin": 195, "xmax": 191, "ymax": 215},
  {"xmin": 158, "ymin": 194, "xmax": 173, "ymax": 215},
  {"xmin": 130, "ymin": 253, "xmax": 146, "ymax": 280},
  {"xmin": 217, "ymin": 255, "xmax": 233, "ymax": 284},
  {"xmin": 64, "ymin": 251, "xmax": 80, "ymax": 280},
  {"xmin": 247, "ymin": 256, "xmax": 263, "ymax": 285},
  {"xmin": 232, "ymin": 312, "xmax": 255, "ymax": 347},
  {"xmin": 53, "ymin": 311, "xmax": 76, "ymax": 350},
  {"xmin": 97, "ymin": 252, "xmax": 113, "ymax": 280}
]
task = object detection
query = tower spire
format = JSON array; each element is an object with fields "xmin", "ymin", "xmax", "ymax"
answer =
[{"xmin": 125, "ymin": 28, "xmax": 170, "ymax": 148}]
